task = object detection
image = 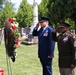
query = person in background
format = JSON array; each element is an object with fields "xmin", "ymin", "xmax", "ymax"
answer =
[
  {"xmin": 52, "ymin": 21, "xmax": 75, "ymax": 75},
  {"xmin": 32, "ymin": 16, "xmax": 55, "ymax": 75}
]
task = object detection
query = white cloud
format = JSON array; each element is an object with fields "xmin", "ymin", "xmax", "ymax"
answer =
[{"xmin": 11, "ymin": 0, "xmax": 22, "ymax": 10}]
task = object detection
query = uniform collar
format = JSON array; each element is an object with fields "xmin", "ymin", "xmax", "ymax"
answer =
[{"xmin": 43, "ymin": 25, "xmax": 48, "ymax": 31}]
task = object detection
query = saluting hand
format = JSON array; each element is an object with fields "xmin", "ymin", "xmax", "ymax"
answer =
[
  {"xmin": 54, "ymin": 27, "xmax": 60, "ymax": 33},
  {"xmin": 36, "ymin": 23, "xmax": 40, "ymax": 28}
]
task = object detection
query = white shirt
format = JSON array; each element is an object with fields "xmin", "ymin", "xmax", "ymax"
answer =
[{"xmin": 43, "ymin": 25, "xmax": 48, "ymax": 31}]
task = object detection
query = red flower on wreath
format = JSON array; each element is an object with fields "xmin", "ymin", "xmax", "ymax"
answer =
[
  {"xmin": 12, "ymin": 25, "xmax": 17, "ymax": 30},
  {"xmin": 9, "ymin": 19, "xmax": 14, "ymax": 23}
]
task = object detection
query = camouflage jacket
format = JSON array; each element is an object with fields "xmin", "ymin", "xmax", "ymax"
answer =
[{"xmin": 52, "ymin": 31, "xmax": 76, "ymax": 68}]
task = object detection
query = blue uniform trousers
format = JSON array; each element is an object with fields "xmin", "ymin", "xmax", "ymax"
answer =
[{"xmin": 40, "ymin": 58, "xmax": 52, "ymax": 75}]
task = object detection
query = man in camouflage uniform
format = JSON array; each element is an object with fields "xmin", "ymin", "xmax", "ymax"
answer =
[{"xmin": 52, "ymin": 22, "xmax": 75, "ymax": 75}]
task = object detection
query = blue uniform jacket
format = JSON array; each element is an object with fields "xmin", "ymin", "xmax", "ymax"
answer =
[{"xmin": 32, "ymin": 26, "xmax": 55, "ymax": 58}]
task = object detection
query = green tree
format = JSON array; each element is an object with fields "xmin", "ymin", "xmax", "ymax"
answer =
[
  {"xmin": 0, "ymin": 1, "xmax": 15, "ymax": 27},
  {"xmin": 48, "ymin": 0, "xmax": 67, "ymax": 27},
  {"xmin": 38, "ymin": 0, "xmax": 49, "ymax": 20},
  {"xmin": 0, "ymin": 0, "xmax": 5, "ymax": 4},
  {"xmin": 16, "ymin": 0, "xmax": 33, "ymax": 27},
  {"xmin": 68, "ymin": 0, "xmax": 76, "ymax": 33},
  {"xmin": 48, "ymin": 0, "xmax": 76, "ymax": 33},
  {"xmin": 0, "ymin": 0, "xmax": 6, "ymax": 10}
]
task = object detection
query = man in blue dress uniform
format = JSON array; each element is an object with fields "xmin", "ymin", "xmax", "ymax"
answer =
[{"xmin": 32, "ymin": 16, "xmax": 55, "ymax": 75}]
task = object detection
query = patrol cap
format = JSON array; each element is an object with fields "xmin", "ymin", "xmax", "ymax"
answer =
[
  {"xmin": 59, "ymin": 22, "xmax": 71, "ymax": 28},
  {"xmin": 39, "ymin": 16, "xmax": 50, "ymax": 23}
]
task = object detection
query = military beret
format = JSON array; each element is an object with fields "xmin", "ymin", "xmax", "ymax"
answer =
[{"xmin": 39, "ymin": 16, "xmax": 50, "ymax": 23}]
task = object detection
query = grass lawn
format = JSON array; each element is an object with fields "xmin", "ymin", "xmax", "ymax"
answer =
[{"xmin": 0, "ymin": 42, "xmax": 75, "ymax": 75}]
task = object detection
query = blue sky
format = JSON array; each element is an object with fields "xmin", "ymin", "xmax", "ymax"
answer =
[{"xmin": 11, "ymin": 0, "xmax": 42, "ymax": 10}]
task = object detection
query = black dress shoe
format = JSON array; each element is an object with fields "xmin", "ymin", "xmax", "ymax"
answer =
[{"xmin": 11, "ymin": 52, "xmax": 16, "ymax": 62}]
